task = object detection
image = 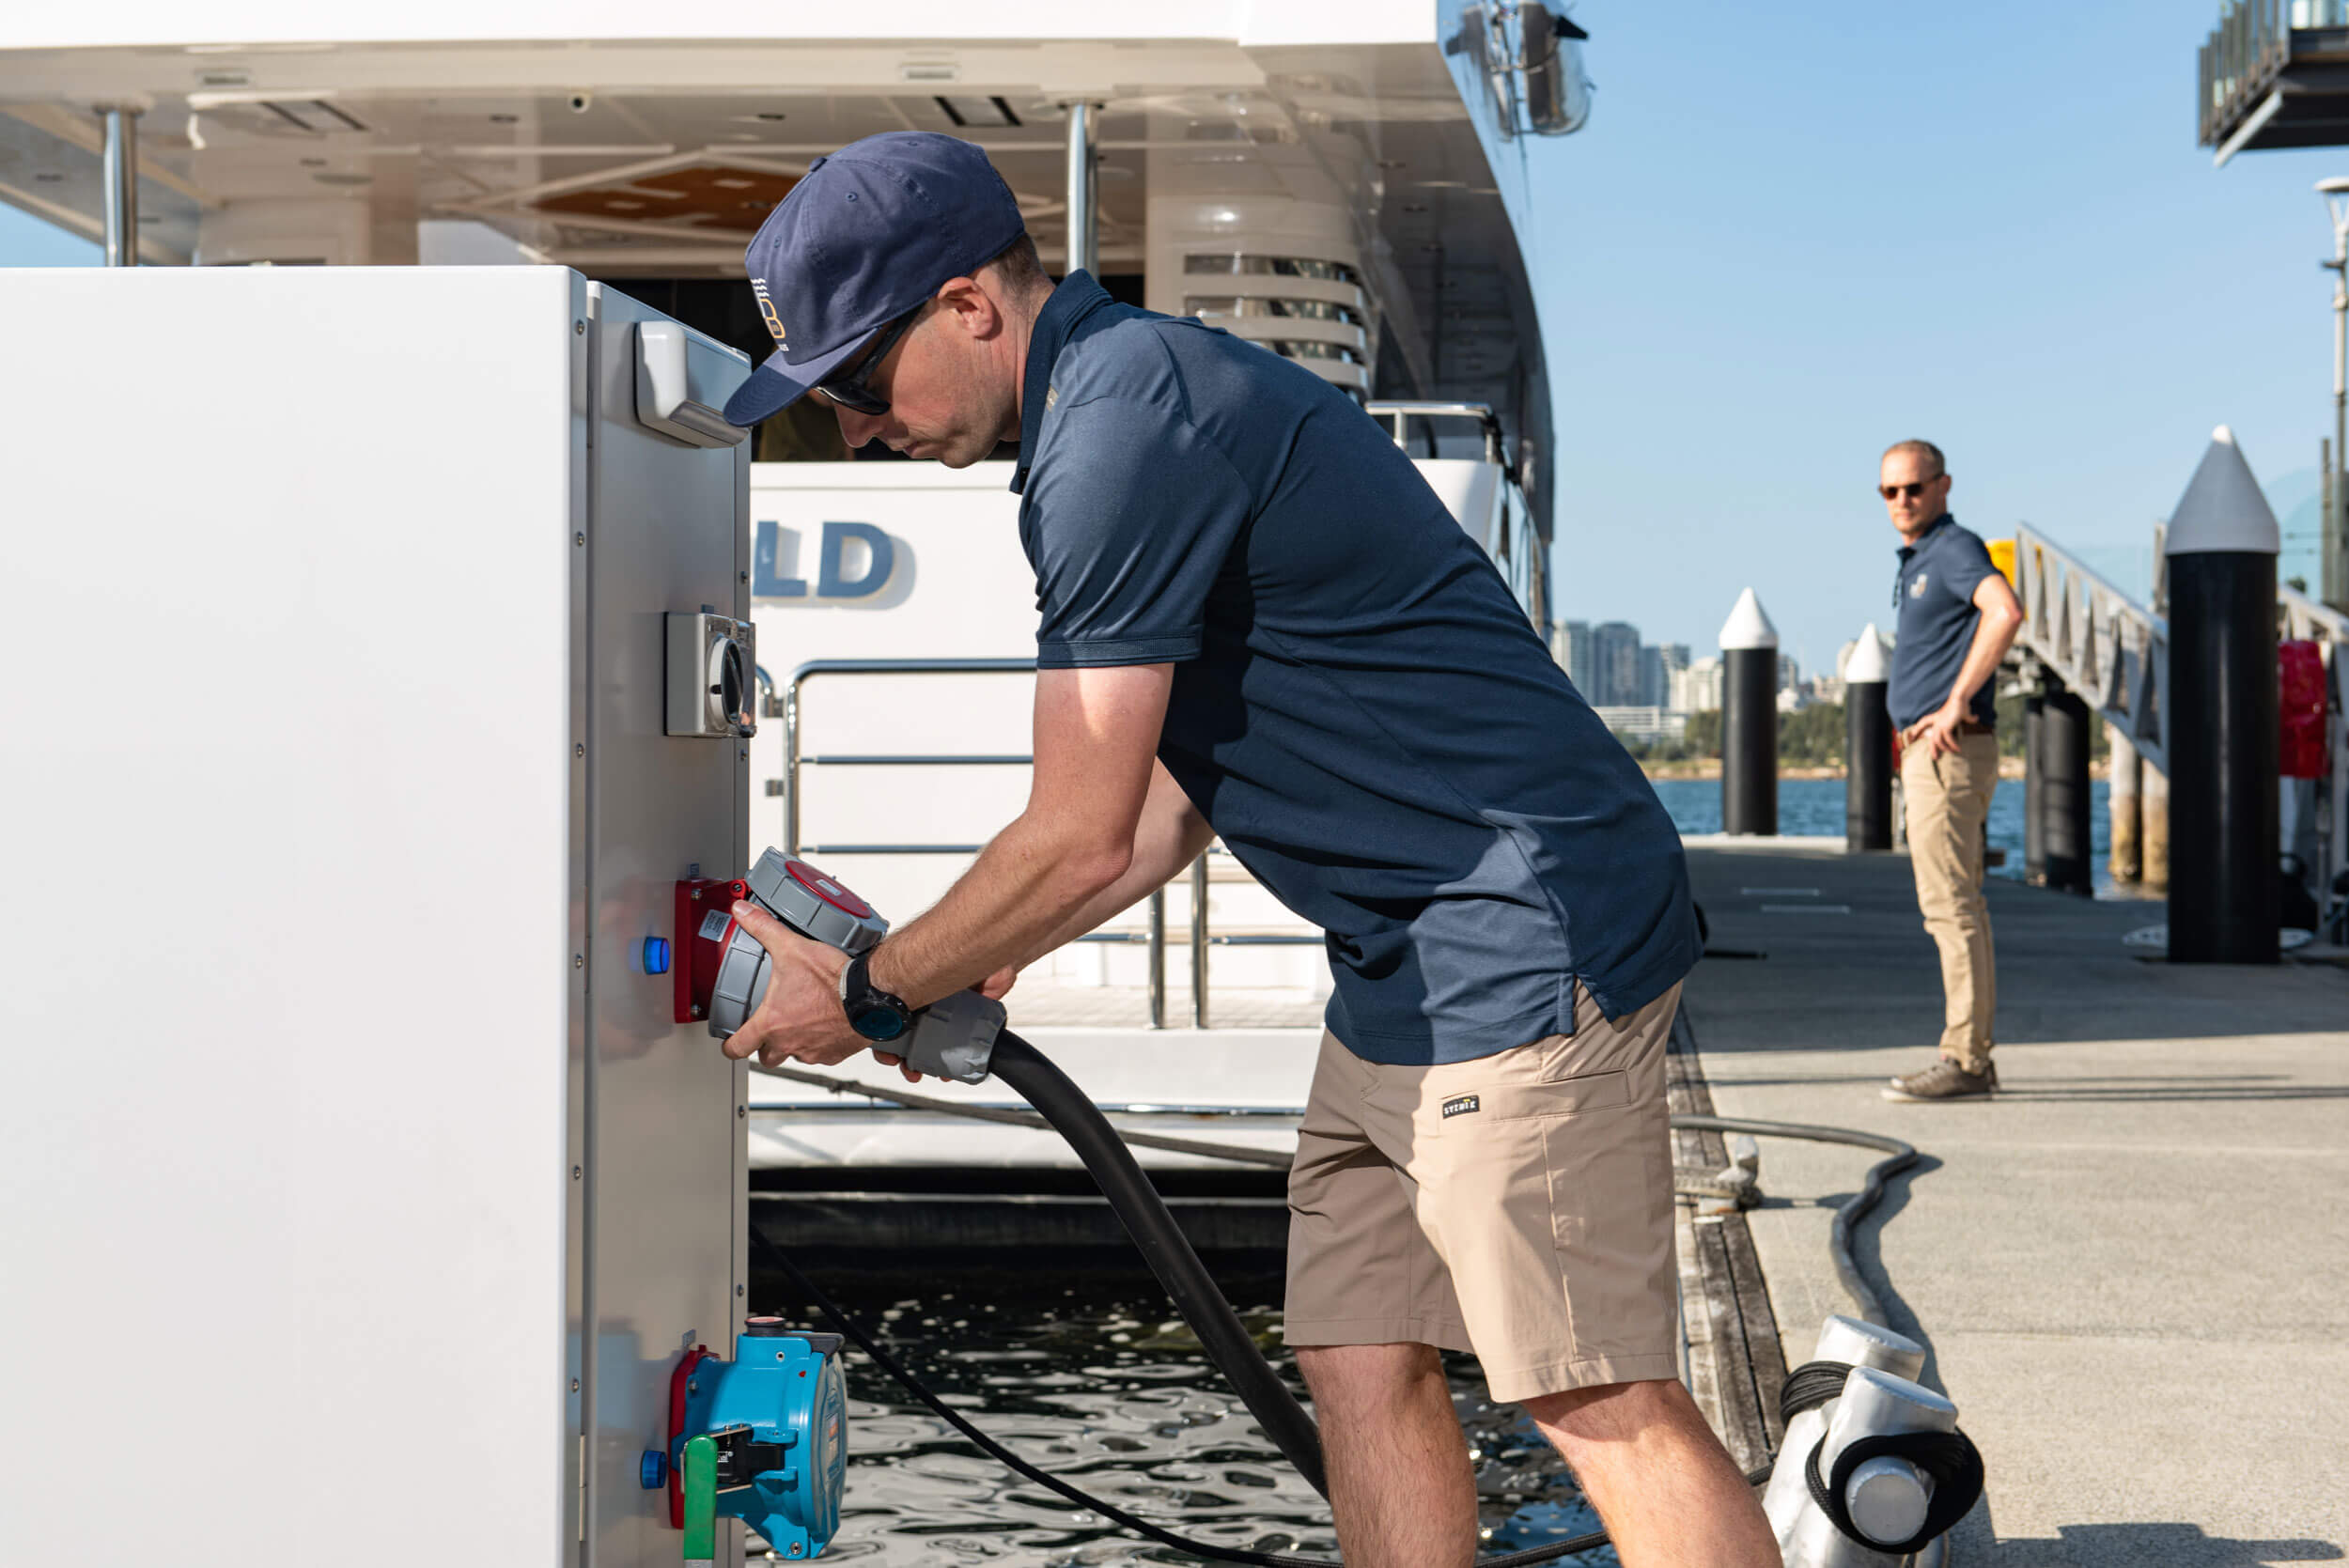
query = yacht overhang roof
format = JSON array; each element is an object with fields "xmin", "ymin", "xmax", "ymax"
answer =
[{"xmin": 0, "ymin": 17, "xmax": 1546, "ymax": 513}]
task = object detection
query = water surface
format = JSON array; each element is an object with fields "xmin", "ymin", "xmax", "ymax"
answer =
[{"xmin": 770, "ymin": 1265, "xmax": 1613, "ymax": 1565}]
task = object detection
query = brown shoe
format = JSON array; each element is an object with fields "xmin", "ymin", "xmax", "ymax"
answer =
[{"xmin": 1883, "ymin": 1059, "xmax": 1998, "ymax": 1102}]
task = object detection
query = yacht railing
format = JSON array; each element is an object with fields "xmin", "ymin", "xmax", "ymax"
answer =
[
  {"xmin": 780, "ymin": 658, "xmax": 1319, "ymax": 1030},
  {"xmin": 1367, "ymin": 399, "xmax": 1504, "ymax": 463}
]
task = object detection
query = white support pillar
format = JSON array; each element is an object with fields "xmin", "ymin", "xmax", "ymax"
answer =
[
  {"xmin": 1062, "ymin": 101, "xmax": 1102, "ymax": 277},
  {"xmin": 97, "ymin": 103, "xmax": 141, "ymax": 266}
]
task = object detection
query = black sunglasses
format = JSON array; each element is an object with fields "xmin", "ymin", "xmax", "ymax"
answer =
[
  {"xmin": 812, "ymin": 306, "xmax": 921, "ymax": 416},
  {"xmin": 1878, "ymin": 478, "xmax": 1942, "ymax": 501}
]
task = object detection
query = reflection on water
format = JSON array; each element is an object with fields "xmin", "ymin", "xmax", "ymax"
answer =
[{"xmin": 758, "ymin": 1265, "xmax": 1611, "ymax": 1566}]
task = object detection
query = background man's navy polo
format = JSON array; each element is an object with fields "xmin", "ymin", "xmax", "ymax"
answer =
[
  {"xmin": 1007, "ymin": 273, "xmax": 1697, "ymax": 1066},
  {"xmin": 1889, "ymin": 515, "xmax": 2000, "ymax": 731}
]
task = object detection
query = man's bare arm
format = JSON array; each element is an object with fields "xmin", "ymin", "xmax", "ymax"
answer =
[
  {"xmin": 1019, "ymin": 760, "xmax": 1216, "ymax": 965},
  {"xmin": 863, "ymin": 662, "xmax": 1173, "ymax": 1007}
]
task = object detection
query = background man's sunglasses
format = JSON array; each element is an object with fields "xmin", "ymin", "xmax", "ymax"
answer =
[
  {"xmin": 1879, "ymin": 479, "xmax": 1942, "ymax": 500},
  {"xmin": 813, "ymin": 307, "xmax": 921, "ymax": 416}
]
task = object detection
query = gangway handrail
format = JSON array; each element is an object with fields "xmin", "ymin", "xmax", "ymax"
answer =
[
  {"xmin": 2011, "ymin": 523, "xmax": 2171, "ymax": 775},
  {"xmin": 780, "ymin": 657, "xmax": 1319, "ymax": 1030}
]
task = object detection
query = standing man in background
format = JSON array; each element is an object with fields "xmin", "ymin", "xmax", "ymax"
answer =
[{"xmin": 1880, "ymin": 440, "xmax": 2025, "ymax": 1102}]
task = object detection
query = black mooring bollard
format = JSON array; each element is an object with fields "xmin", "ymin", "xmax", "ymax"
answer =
[
  {"xmin": 2165, "ymin": 426, "xmax": 2280, "ymax": 964},
  {"xmin": 2022, "ymin": 688, "xmax": 2047, "ymax": 886},
  {"xmin": 1719, "ymin": 588, "xmax": 1779, "ymax": 836},
  {"xmin": 1844, "ymin": 623, "xmax": 1892, "ymax": 851},
  {"xmin": 2042, "ymin": 681, "xmax": 2093, "ymax": 895}
]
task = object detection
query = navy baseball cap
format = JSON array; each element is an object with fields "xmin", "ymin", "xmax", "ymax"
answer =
[{"xmin": 722, "ymin": 132, "xmax": 1027, "ymax": 427}]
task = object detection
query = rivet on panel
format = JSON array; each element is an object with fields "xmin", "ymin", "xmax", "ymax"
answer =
[
  {"xmin": 574, "ymin": 533, "xmax": 585, "ymax": 547},
  {"xmin": 571, "ymin": 1165, "xmax": 582, "ymax": 1180},
  {"xmin": 574, "ymin": 954, "xmax": 584, "ymax": 968}
]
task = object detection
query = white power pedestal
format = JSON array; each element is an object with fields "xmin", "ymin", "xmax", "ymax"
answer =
[{"xmin": 0, "ymin": 265, "xmax": 755, "ymax": 1568}]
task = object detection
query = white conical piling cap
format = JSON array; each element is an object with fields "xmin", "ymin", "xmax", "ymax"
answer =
[
  {"xmin": 2165, "ymin": 426, "xmax": 2280, "ymax": 555},
  {"xmin": 1843, "ymin": 622, "xmax": 1890, "ymax": 685},
  {"xmin": 1719, "ymin": 587, "xmax": 1779, "ymax": 651}
]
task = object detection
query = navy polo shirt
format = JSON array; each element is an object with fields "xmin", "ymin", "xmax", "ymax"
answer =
[
  {"xmin": 1007, "ymin": 273, "xmax": 1698, "ymax": 1065},
  {"xmin": 1889, "ymin": 515, "xmax": 1999, "ymax": 731}
]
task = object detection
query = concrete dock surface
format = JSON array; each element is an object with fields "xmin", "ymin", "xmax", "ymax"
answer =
[{"xmin": 1680, "ymin": 844, "xmax": 2349, "ymax": 1568}]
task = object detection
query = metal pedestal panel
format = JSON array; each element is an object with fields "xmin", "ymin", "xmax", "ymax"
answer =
[{"xmin": 581, "ymin": 285, "xmax": 754, "ymax": 1567}]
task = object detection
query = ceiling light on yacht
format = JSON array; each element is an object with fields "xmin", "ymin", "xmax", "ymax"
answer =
[
  {"xmin": 300, "ymin": 157, "xmax": 327, "ymax": 167},
  {"xmin": 489, "ymin": 114, "xmax": 521, "ymax": 125},
  {"xmin": 934, "ymin": 96, "xmax": 1021, "ymax": 129},
  {"xmin": 313, "ymin": 173, "xmax": 372, "ymax": 187},
  {"xmin": 33, "ymin": 171, "xmax": 62, "ymax": 183},
  {"xmin": 1402, "ymin": 203, "xmax": 1427, "ymax": 213}
]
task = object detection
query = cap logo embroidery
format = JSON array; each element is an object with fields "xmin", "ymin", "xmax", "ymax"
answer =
[
  {"xmin": 752, "ymin": 277, "xmax": 786, "ymax": 347},
  {"xmin": 1440, "ymin": 1094, "xmax": 1480, "ymax": 1119}
]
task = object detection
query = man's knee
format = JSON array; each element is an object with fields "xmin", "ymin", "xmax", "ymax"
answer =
[
  {"xmin": 1295, "ymin": 1342, "xmax": 1442, "ymax": 1408},
  {"xmin": 1522, "ymin": 1375, "xmax": 1696, "ymax": 1443}
]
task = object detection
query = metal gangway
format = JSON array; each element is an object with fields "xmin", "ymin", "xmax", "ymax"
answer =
[{"xmin": 2009, "ymin": 522, "xmax": 2349, "ymax": 919}]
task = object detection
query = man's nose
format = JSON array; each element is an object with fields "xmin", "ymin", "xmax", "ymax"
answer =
[{"xmin": 832, "ymin": 403, "xmax": 885, "ymax": 448}]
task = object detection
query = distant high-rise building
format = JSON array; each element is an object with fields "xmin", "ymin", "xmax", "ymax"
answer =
[
  {"xmin": 1593, "ymin": 621, "xmax": 1641, "ymax": 706},
  {"xmin": 1553, "ymin": 619, "xmax": 1594, "ymax": 688},
  {"xmin": 1672, "ymin": 655, "xmax": 1724, "ymax": 713}
]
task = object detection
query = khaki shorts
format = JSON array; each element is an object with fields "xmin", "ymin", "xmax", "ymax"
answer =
[{"xmin": 1283, "ymin": 982, "xmax": 1683, "ymax": 1404}]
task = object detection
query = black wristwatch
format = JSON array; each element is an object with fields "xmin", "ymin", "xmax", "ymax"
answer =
[{"xmin": 837, "ymin": 950, "xmax": 913, "ymax": 1043}]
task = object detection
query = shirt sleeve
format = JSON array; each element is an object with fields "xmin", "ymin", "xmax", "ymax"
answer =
[
  {"xmin": 1940, "ymin": 532, "xmax": 1996, "ymax": 606},
  {"xmin": 1022, "ymin": 395, "xmax": 1255, "ymax": 669}
]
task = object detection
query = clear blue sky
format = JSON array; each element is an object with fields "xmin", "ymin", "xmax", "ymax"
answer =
[
  {"xmin": 1535, "ymin": 0, "xmax": 2340, "ymax": 675},
  {"xmin": 6, "ymin": 1, "xmax": 2333, "ymax": 677}
]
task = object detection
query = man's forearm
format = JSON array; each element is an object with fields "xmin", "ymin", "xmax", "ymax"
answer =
[
  {"xmin": 864, "ymin": 813, "xmax": 1128, "ymax": 1008},
  {"xmin": 1943, "ymin": 609, "xmax": 2020, "ymax": 714},
  {"xmin": 1019, "ymin": 800, "xmax": 1216, "ymax": 967}
]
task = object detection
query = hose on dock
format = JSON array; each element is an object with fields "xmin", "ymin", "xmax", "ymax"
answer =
[{"xmin": 751, "ymin": 1032, "xmax": 1928, "ymax": 1565}]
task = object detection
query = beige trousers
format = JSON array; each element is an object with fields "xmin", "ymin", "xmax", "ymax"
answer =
[{"xmin": 1901, "ymin": 731, "xmax": 1999, "ymax": 1070}]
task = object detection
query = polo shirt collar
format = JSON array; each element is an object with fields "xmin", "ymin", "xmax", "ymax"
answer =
[
  {"xmin": 1009, "ymin": 270, "xmax": 1113, "ymax": 494},
  {"xmin": 1898, "ymin": 512, "xmax": 1956, "ymax": 561}
]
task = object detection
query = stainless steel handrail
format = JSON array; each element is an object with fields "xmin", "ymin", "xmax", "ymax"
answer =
[
  {"xmin": 1365, "ymin": 399, "xmax": 1502, "ymax": 463},
  {"xmin": 784, "ymin": 656, "xmax": 1275, "ymax": 1029}
]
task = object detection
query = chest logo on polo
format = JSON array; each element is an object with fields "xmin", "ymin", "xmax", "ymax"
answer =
[
  {"xmin": 1440, "ymin": 1094, "xmax": 1481, "ymax": 1119},
  {"xmin": 1909, "ymin": 572, "xmax": 1929, "ymax": 598}
]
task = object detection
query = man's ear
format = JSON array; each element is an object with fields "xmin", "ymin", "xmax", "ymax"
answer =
[{"xmin": 937, "ymin": 275, "xmax": 1003, "ymax": 341}]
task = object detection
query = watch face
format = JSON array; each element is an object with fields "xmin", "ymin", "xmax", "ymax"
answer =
[{"xmin": 850, "ymin": 1006, "xmax": 909, "ymax": 1043}]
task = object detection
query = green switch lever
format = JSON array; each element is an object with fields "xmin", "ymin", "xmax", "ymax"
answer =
[{"xmin": 681, "ymin": 1434, "xmax": 718, "ymax": 1564}]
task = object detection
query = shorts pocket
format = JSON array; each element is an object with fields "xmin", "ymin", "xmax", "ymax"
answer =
[{"xmin": 1474, "ymin": 1067, "xmax": 1630, "ymax": 1123}]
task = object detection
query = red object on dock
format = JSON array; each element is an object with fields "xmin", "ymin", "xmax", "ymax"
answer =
[{"xmin": 2280, "ymin": 640, "xmax": 2326, "ymax": 779}]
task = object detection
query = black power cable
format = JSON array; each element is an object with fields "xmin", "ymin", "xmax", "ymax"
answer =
[{"xmin": 984, "ymin": 1032, "xmax": 1330, "ymax": 1495}]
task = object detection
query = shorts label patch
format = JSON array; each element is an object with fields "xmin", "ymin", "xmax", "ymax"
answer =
[{"xmin": 1440, "ymin": 1094, "xmax": 1481, "ymax": 1119}]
